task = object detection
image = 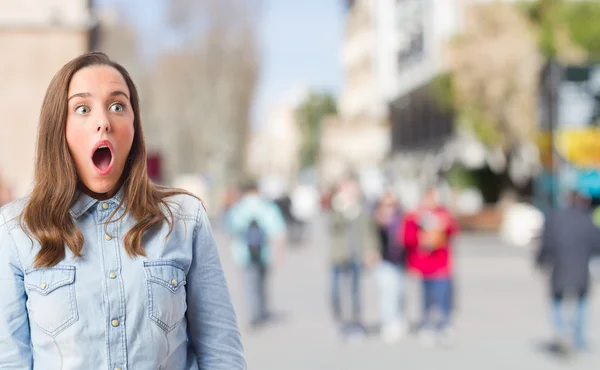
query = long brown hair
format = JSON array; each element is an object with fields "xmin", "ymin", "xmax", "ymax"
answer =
[{"xmin": 22, "ymin": 52, "xmax": 193, "ymax": 268}]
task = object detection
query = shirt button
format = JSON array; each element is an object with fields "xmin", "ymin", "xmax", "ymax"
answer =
[
  {"xmin": 115, "ymin": 368, "xmax": 122, "ymax": 370},
  {"xmin": 39, "ymin": 283, "xmax": 47, "ymax": 290},
  {"xmin": 102, "ymin": 203, "xmax": 109, "ymax": 210},
  {"xmin": 171, "ymin": 279, "xmax": 178, "ymax": 287},
  {"xmin": 109, "ymin": 271, "xmax": 117, "ymax": 279},
  {"xmin": 105, "ymin": 233, "xmax": 113, "ymax": 241},
  {"xmin": 111, "ymin": 319, "xmax": 119, "ymax": 327}
]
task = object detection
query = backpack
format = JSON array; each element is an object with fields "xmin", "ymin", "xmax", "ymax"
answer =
[{"xmin": 246, "ymin": 219, "xmax": 266, "ymax": 264}]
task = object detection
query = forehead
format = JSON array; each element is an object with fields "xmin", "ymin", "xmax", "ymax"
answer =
[{"xmin": 68, "ymin": 65, "xmax": 129, "ymax": 95}]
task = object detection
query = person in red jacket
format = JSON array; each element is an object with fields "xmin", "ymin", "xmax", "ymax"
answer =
[{"xmin": 400, "ymin": 187, "xmax": 458, "ymax": 346}]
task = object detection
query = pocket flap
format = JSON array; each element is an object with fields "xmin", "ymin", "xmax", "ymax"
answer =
[
  {"xmin": 143, "ymin": 260, "xmax": 186, "ymax": 292},
  {"xmin": 25, "ymin": 266, "xmax": 76, "ymax": 295}
]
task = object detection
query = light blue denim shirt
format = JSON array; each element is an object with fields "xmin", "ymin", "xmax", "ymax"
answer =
[
  {"xmin": 226, "ymin": 195, "xmax": 286, "ymax": 266},
  {"xmin": 0, "ymin": 190, "xmax": 245, "ymax": 369}
]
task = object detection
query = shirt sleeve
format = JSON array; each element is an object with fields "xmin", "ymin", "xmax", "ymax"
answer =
[
  {"xmin": 0, "ymin": 213, "xmax": 33, "ymax": 369},
  {"xmin": 186, "ymin": 205, "xmax": 246, "ymax": 369},
  {"xmin": 402, "ymin": 214, "xmax": 419, "ymax": 250},
  {"xmin": 536, "ymin": 213, "xmax": 555, "ymax": 267}
]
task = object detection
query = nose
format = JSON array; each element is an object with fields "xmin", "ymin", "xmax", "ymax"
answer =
[{"xmin": 97, "ymin": 115, "xmax": 111, "ymax": 133}]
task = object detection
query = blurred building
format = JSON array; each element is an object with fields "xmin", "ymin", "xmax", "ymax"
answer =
[
  {"xmin": 0, "ymin": 0, "xmax": 96, "ymax": 197},
  {"xmin": 384, "ymin": 0, "xmax": 460, "ymax": 188},
  {"xmin": 321, "ymin": 0, "xmax": 390, "ymax": 186},
  {"xmin": 328, "ymin": 0, "xmax": 533, "ymax": 194},
  {"xmin": 247, "ymin": 89, "xmax": 304, "ymax": 188}
]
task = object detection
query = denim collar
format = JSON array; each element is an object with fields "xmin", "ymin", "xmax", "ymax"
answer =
[{"xmin": 69, "ymin": 187, "xmax": 125, "ymax": 218}]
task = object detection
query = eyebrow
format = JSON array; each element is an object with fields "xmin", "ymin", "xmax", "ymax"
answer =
[
  {"xmin": 110, "ymin": 90, "xmax": 130, "ymax": 100},
  {"xmin": 68, "ymin": 90, "xmax": 130, "ymax": 101}
]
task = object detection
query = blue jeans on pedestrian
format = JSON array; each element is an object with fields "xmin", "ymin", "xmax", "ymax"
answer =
[
  {"xmin": 244, "ymin": 264, "xmax": 268, "ymax": 325},
  {"xmin": 552, "ymin": 293, "xmax": 587, "ymax": 349},
  {"xmin": 331, "ymin": 261, "xmax": 362, "ymax": 324},
  {"xmin": 422, "ymin": 277, "xmax": 452, "ymax": 331}
]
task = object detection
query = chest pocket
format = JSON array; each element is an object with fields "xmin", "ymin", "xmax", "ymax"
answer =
[
  {"xmin": 24, "ymin": 266, "xmax": 78, "ymax": 337},
  {"xmin": 143, "ymin": 260, "xmax": 187, "ymax": 332}
]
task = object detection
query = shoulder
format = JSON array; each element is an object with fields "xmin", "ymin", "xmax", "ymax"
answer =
[
  {"xmin": 162, "ymin": 191, "xmax": 206, "ymax": 219},
  {"xmin": 0, "ymin": 197, "xmax": 28, "ymax": 233},
  {"xmin": 263, "ymin": 199, "xmax": 281, "ymax": 213}
]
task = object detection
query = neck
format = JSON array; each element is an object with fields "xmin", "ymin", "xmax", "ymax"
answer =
[{"xmin": 79, "ymin": 181, "xmax": 123, "ymax": 201}]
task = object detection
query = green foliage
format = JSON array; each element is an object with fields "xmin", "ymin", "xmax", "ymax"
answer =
[
  {"xmin": 432, "ymin": 73, "xmax": 455, "ymax": 111},
  {"xmin": 520, "ymin": 0, "xmax": 562, "ymax": 58},
  {"xmin": 447, "ymin": 164, "xmax": 479, "ymax": 190},
  {"xmin": 433, "ymin": 74, "xmax": 505, "ymax": 147},
  {"xmin": 295, "ymin": 91, "xmax": 337, "ymax": 169},
  {"xmin": 457, "ymin": 107, "xmax": 505, "ymax": 148},
  {"xmin": 522, "ymin": 0, "xmax": 600, "ymax": 60},
  {"xmin": 564, "ymin": 2, "xmax": 600, "ymax": 61}
]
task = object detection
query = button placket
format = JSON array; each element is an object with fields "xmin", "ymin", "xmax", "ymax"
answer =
[{"xmin": 99, "ymin": 203, "xmax": 127, "ymax": 369}]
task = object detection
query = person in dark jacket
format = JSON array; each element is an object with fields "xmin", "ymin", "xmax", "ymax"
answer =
[
  {"xmin": 536, "ymin": 191, "xmax": 600, "ymax": 352},
  {"xmin": 369, "ymin": 190, "xmax": 407, "ymax": 343}
]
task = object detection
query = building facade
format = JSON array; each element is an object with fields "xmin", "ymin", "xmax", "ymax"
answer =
[
  {"xmin": 320, "ymin": 0, "xmax": 390, "ymax": 186},
  {"xmin": 247, "ymin": 90, "xmax": 304, "ymax": 189}
]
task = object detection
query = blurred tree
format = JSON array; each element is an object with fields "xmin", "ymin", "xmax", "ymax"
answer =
[
  {"xmin": 295, "ymin": 92, "xmax": 337, "ymax": 169},
  {"xmin": 520, "ymin": 0, "xmax": 594, "ymax": 63},
  {"xmin": 94, "ymin": 10, "xmax": 142, "ymax": 80},
  {"xmin": 432, "ymin": 72, "xmax": 454, "ymax": 111},
  {"xmin": 564, "ymin": 2, "xmax": 600, "ymax": 61},
  {"xmin": 139, "ymin": 0, "xmax": 261, "ymax": 189},
  {"xmin": 445, "ymin": 3, "xmax": 542, "ymax": 150}
]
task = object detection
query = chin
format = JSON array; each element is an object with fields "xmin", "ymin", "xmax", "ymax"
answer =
[{"xmin": 85, "ymin": 179, "xmax": 120, "ymax": 196}]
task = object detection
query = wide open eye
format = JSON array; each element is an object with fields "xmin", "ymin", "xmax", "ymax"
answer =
[
  {"xmin": 75, "ymin": 105, "xmax": 90, "ymax": 115},
  {"xmin": 109, "ymin": 103, "xmax": 125, "ymax": 113}
]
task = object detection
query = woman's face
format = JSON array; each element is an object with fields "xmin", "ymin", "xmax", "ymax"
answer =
[{"xmin": 65, "ymin": 65, "xmax": 135, "ymax": 200}]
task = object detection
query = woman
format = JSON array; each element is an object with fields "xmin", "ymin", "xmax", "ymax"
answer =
[
  {"xmin": 0, "ymin": 52, "xmax": 245, "ymax": 369},
  {"xmin": 371, "ymin": 190, "xmax": 406, "ymax": 343},
  {"xmin": 402, "ymin": 187, "xmax": 458, "ymax": 347}
]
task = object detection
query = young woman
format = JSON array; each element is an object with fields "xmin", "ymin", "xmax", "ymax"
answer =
[{"xmin": 0, "ymin": 52, "xmax": 245, "ymax": 369}]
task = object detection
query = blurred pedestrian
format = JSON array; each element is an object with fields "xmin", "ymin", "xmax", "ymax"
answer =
[
  {"xmin": 0, "ymin": 52, "xmax": 245, "ymax": 369},
  {"xmin": 402, "ymin": 186, "xmax": 458, "ymax": 347},
  {"xmin": 226, "ymin": 179, "xmax": 287, "ymax": 330},
  {"xmin": 536, "ymin": 191, "xmax": 600, "ymax": 353},
  {"xmin": 328, "ymin": 175, "xmax": 377, "ymax": 342},
  {"xmin": 289, "ymin": 182, "xmax": 319, "ymax": 245},
  {"xmin": 273, "ymin": 193, "xmax": 296, "ymax": 242},
  {"xmin": 369, "ymin": 190, "xmax": 407, "ymax": 343}
]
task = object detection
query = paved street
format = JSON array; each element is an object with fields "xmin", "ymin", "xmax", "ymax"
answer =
[{"xmin": 214, "ymin": 217, "xmax": 599, "ymax": 370}]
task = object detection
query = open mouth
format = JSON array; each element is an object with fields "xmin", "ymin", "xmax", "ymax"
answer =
[{"xmin": 92, "ymin": 142, "xmax": 114, "ymax": 174}]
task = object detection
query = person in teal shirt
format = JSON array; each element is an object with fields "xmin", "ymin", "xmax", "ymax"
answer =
[{"xmin": 226, "ymin": 180, "xmax": 286, "ymax": 328}]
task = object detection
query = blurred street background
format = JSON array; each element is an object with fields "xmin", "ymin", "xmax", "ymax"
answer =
[
  {"xmin": 218, "ymin": 221, "xmax": 600, "ymax": 370},
  {"xmin": 3, "ymin": 0, "xmax": 600, "ymax": 369}
]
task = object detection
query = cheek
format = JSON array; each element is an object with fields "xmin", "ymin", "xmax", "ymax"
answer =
[
  {"xmin": 65, "ymin": 120, "xmax": 88, "ymax": 162},
  {"xmin": 114, "ymin": 118, "xmax": 135, "ymax": 153}
]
